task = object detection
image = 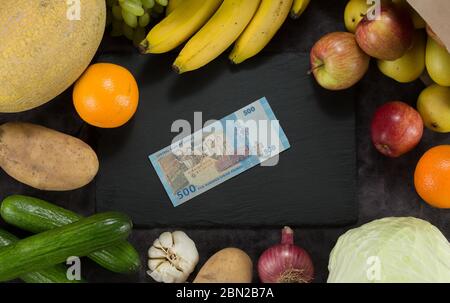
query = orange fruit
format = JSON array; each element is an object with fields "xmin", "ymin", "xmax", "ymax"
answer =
[
  {"xmin": 73, "ymin": 63, "xmax": 139, "ymax": 128},
  {"xmin": 414, "ymin": 145, "xmax": 450, "ymax": 209}
]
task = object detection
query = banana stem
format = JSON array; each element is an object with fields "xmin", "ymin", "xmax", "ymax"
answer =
[{"xmin": 139, "ymin": 39, "xmax": 150, "ymax": 54}]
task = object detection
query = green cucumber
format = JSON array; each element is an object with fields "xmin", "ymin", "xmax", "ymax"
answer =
[
  {"xmin": 0, "ymin": 229, "xmax": 84, "ymax": 283},
  {"xmin": 1, "ymin": 195, "xmax": 141, "ymax": 273},
  {"xmin": 0, "ymin": 212, "xmax": 131, "ymax": 282}
]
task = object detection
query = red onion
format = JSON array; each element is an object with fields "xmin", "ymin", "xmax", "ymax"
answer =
[{"xmin": 258, "ymin": 226, "xmax": 314, "ymax": 283}]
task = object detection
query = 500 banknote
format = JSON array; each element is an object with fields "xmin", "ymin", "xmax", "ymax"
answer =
[{"xmin": 149, "ymin": 97, "xmax": 290, "ymax": 207}]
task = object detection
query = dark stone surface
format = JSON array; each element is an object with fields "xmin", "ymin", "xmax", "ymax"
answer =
[
  {"xmin": 1, "ymin": 0, "xmax": 449, "ymax": 283},
  {"xmin": 95, "ymin": 52, "xmax": 358, "ymax": 228}
]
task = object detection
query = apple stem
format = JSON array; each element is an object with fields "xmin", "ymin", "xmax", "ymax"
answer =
[{"xmin": 308, "ymin": 64, "xmax": 324, "ymax": 75}]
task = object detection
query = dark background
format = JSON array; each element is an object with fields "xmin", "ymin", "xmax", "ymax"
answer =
[
  {"xmin": 1, "ymin": 0, "xmax": 449, "ymax": 283},
  {"xmin": 94, "ymin": 50, "xmax": 358, "ymax": 227}
]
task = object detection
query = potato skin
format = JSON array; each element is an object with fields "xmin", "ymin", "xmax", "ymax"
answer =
[
  {"xmin": 193, "ymin": 248, "xmax": 253, "ymax": 283},
  {"xmin": 0, "ymin": 122, "xmax": 99, "ymax": 191}
]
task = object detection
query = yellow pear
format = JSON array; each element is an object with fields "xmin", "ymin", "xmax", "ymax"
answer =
[
  {"xmin": 392, "ymin": 0, "xmax": 426, "ymax": 29},
  {"xmin": 426, "ymin": 24, "xmax": 448, "ymax": 51},
  {"xmin": 344, "ymin": 0, "xmax": 369, "ymax": 33},
  {"xmin": 426, "ymin": 37, "xmax": 450, "ymax": 86},
  {"xmin": 417, "ymin": 84, "xmax": 450, "ymax": 133},
  {"xmin": 377, "ymin": 30, "xmax": 425, "ymax": 83}
]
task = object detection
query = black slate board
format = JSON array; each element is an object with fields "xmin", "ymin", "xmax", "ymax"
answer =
[{"xmin": 95, "ymin": 49, "xmax": 357, "ymax": 227}]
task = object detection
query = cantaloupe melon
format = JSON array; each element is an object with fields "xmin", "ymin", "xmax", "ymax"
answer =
[{"xmin": 0, "ymin": 0, "xmax": 105, "ymax": 113}]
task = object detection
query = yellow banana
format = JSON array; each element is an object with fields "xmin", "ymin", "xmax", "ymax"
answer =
[
  {"xmin": 291, "ymin": 0, "xmax": 310, "ymax": 19},
  {"xmin": 230, "ymin": 0, "xmax": 293, "ymax": 64},
  {"xmin": 166, "ymin": 0, "xmax": 183, "ymax": 16},
  {"xmin": 140, "ymin": 0, "xmax": 223, "ymax": 54},
  {"xmin": 173, "ymin": 0, "xmax": 261, "ymax": 74}
]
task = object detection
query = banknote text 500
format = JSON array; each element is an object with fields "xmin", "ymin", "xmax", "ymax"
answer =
[
  {"xmin": 177, "ymin": 185, "xmax": 197, "ymax": 200},
  {"xmin": 243, "ymin": 106, "xmax": 256, "ymax": 116}
]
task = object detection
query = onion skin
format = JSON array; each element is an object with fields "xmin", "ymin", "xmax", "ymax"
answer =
[{"xmin": 258, "ymin": 227, "xmax": 314, "ymax": 283}]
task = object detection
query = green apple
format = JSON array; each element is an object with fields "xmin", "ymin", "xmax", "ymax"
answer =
[
  {"xmin": 392, "ymin": 0, "xmax": 426, "ymax": 29},
  {"xmin": 417, "ymin": 84, "xmax": 450, "ymax": 133},
  {"xmin": 426, "ymin": 37, "xmax": 450, "ymax": 86},
  {"xmin": 344, "ymin": 0, "xmax": 370, "ymax": 33},
  {"xmin": 377, "ymin": 30, "xmax": 425, "ymax": 83}
]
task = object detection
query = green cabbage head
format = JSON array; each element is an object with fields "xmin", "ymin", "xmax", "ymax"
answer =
[{"xmin": 328, "ymin": 217, "xmax": 450, "ymax": 283}]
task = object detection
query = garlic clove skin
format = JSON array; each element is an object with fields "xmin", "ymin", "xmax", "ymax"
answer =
[
  {"xmin": 171, "ymin": 231, "xmax": 199, "ymax": 268},
  {"xmin": 148, "ymin": 246, "xmax": 166, "ymax": 259},
  {"xmin": 148, "ymin": 263, "xmax": 184, "ymax": 283},
  {"xmin": 159, "ymin": 232, "xmax": 174, "ymax": 247},
  {"xmin": 147, "ymin": 231, "xmax": 199, "ymax": 283},
  {"xmin": 148, "ymin": 258, "xmax": 165, "ymax": 271},
  {"xmin": 152, "ymin": 238, "xmax": 162, "ymax": 249}
]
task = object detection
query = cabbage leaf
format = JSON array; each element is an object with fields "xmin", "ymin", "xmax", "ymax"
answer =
[{"xmin": 328, "ymin": 217, "xmax": 450, "ymax": 283}]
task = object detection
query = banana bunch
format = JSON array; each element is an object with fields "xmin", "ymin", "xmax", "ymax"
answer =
[
  {"xmin": 165, "ymin": 0, "xmax": 183, "ymax": 15},
  {"xmin": 106, "ymin": 0, "xmax": 169, "ymax": 46},
  {"xmin": 291, "ymin": 0, "xmax": 311, "ymax": 19},
  {"xmin": 140, "ymin": 0, "xmax": 312, "ymax": 73}
]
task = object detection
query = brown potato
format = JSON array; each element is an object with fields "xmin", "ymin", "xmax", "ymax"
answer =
[
  {"xmin": 193, "ymin": 248, "xmax": 253, "ymax": 283},
  {"xmin": 0, "ymin": 122, "xmax": 99, "ymax": 191}
]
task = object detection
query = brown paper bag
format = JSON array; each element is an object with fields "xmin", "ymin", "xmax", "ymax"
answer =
[{"xmin": 408, "ymin": 0, "xmax": 450, "ymax": 50}]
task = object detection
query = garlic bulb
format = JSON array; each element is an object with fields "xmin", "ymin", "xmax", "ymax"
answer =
[{"xmin": 147, "ymin": 231, "xmax": 199, "ymax": 283}]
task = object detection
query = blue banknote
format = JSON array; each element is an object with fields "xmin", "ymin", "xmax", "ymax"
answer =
[{"xmin": 149, "ymin": 97, "xmax": 290, "ymax": 207}]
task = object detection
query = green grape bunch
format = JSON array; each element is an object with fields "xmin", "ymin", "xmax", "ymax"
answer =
[{"xmin": 106, "ymin": 0, "xmax": 169, "ymax": 47}]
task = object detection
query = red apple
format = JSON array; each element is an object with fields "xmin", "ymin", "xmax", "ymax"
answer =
[
  {"xmin": 355, "ymin": 4, "xmax": 414, "ymax": 60},
  {"xmin": 310, "ymin": 32, "xmax": 370, "ymax": 90},
  {"xmin": 371, "ymin": 101, "xmax": 423, "ymax": 157}
]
